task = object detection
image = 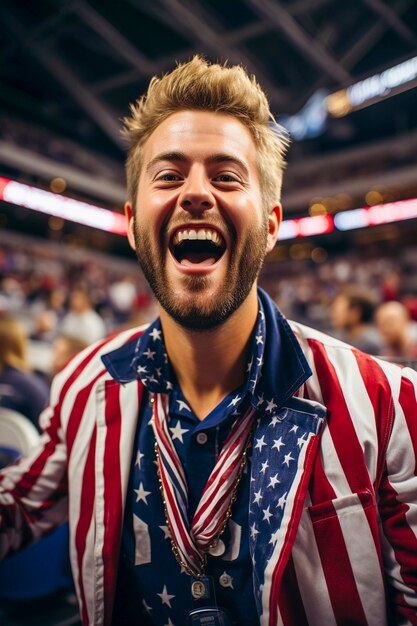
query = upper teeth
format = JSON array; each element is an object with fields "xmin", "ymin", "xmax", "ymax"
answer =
[{"xmin": 173, "ymin": 228, "xmax": 222, "ymax": 246}]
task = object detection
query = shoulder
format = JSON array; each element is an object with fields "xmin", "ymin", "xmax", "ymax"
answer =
[
  {"xmin": 288, "ymin": 319, "xmax": 410, "ymax": 414},
  {"xmin": 49, "ymin": 325, "xmax": 147, "ymax": 405}
]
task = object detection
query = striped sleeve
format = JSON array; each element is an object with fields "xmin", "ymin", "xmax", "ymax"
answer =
[
  {"xmin": 0, "ymin": 332, "xmax": 124, "ymax": 558},
  {"xmin": 377, "ymin": 364, "xmax": 417, "ymax": 623}
]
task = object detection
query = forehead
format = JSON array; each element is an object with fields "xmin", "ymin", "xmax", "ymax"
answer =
[{"xmin": 141, "ymin": 110, "xmax": 257, "ymax": 167}]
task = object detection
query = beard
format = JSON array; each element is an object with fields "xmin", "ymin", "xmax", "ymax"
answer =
[{"xmin": 133, "ymin": 217, "xmax": 268, "ymax": 331}]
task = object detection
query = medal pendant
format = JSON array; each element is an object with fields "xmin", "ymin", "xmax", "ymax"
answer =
[
  {"xmin": 191, "ymin": 576, "xmax": 212, "ymax": 601},
  {"xmin": 188, "ymin": 606, "xmax": 233, "ymax": 626}
]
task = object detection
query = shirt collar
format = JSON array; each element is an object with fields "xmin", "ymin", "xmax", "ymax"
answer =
[{"xmin": 101, "ymin": 288, "xmax": 311, "ymax": 408}]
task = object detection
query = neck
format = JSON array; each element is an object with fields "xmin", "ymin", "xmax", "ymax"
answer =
[{"xmin": 160, "ymin": 286, "xmax": 259, "ymax": 420}]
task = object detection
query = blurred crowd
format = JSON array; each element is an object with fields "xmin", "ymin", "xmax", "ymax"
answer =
[
  {"xmin": 1, "ymin": 233, "xmax": 417, "ymax": 431},
  {"xmin": 262, "ymin": 245, "xmax": 417, "ymax": 364},
  {"xmin": 0, "ymin": 235, "xmax": 157, "ymax": 382}
]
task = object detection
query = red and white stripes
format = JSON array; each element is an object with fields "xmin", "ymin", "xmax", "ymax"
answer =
[{"xmin": 152, "ymin": 391, "xmax": 255, "ymax": 575}]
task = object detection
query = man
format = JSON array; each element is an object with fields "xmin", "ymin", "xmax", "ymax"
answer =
[
  {"xmin": 60, "ymin": 286, "xmax": 106, "ymax": 344},
  {"xmin": 376, "ymin": 300, "xmax": 417, "ymax": 361},
  {"xmin": 1, "ymin": 56, "xmax": 416, "ymax": 626},
  {"xmin": 329, "ymin": 286, "xmax": 382, "ymax": 354}
]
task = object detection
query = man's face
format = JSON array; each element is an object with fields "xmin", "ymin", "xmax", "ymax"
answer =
[
  {"xmin": 126, "ymin": 110, "xmax": 280, "ymax": 330},
  {"xmin": 330, "ymin": 295, "xmax": 358, "ymax": 330}
]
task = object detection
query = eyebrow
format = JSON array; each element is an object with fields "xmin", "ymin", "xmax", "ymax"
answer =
[
  {"xmin": 146, "ymin": 152, "xmax": 187, "ymax": 173},
  {"xmin": 145, "ymin": 151, "xmax": 250, "ymax": 177}
]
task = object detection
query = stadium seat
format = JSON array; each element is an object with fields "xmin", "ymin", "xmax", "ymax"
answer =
[{"xmin": 0, "ymin": 408, "xmax": 75, "ymax": 608}]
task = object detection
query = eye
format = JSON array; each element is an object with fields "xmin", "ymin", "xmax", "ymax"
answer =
[
  {"xmin": 212, "ymin": 173, "xmax": 239, "ymax": 183},
  {"xmin": 156, "ymin": 172, "xmax": 182, "ymax": 182}
]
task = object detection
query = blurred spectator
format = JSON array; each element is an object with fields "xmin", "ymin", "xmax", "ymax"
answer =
[
  {"xmin": 60, "ymin": 287, "xmax": 106, "ymax": 344},
  {"xmin": 108, "ymin": 275, "xmax": 138, "ymax": 324},
  {"xmin": 375, "ymin": 301, "xmax": 417, "ymax": 359},
  {"xmin": 30, "ymin": 309, "xmax": 58, "ymax": 342},
  {"xmin": 381, "ymin": 269, "xmax": 401, "ymax": 302},
  {"xmin": 48, "ymin": 287, "xmax": 68, "ymax": 321},
  {"xmin": 51, "ymin": 335, "xmax": 89, "ymax": 375},
  {"xmin": 0, "ymin": 316, "xmax": 49, "ymax": 429},
  {"xmin": 329, "ymin": 286, "xmax": 382, "ymax": 354}
]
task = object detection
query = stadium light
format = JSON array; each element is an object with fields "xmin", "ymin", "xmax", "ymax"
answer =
[{"xmin": 0, "ymin": 176, "xmax": 126, "ymax": 235}]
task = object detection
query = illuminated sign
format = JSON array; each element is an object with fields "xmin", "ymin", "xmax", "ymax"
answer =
[
  {"xmin": 334, "ymin": 197, "xmax": 417, "ymax": 231},
  {"xmin": 0, "ymin": 177, "xmax": 126, "ymax": 235},
  {"xmin": 326, "ymin": 55, "xmax": 417, "ymax": 117},
  {"xmin": 279, "ymin": 215, "xmax": 334, "ymax": 240}
]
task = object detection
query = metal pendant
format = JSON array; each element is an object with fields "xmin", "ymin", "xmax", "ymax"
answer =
[{"xmin": 191, "ymin": 576, "xmax": 212, "ymax": 601}]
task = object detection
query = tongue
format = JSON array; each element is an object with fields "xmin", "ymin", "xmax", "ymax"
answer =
[{"xmin": 180, "ymin": 253, "xmax": 217, "ymax": 266}]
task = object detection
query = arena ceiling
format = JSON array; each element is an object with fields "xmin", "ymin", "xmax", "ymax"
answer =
[{"xmin": 1, "ymin": 0, "xmax": 417, "ymax": 215}]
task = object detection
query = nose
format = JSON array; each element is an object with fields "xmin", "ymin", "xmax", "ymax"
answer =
[{"xmin": 179, "ymin": 165, "xmax": 214, "ymax": 213}]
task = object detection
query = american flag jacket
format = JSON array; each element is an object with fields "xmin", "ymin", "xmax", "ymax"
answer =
[{"xmin": 1, "ymin": 292, "xmax": 417, "ymax": 626}]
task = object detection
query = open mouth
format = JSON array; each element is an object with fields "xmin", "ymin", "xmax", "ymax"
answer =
[{"xmin": 170, "ymin": 227, "xmax": 226, "ymax": 267}]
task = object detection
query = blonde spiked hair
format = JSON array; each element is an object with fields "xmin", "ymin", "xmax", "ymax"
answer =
[{"xmin": 122, "ymin": 55, "xmax": 289, "ymax": 213}]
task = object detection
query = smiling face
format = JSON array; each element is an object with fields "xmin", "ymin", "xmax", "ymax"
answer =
[{"xmin": 126, "ymin": 110, "xmax": 280, "ymax": 330}]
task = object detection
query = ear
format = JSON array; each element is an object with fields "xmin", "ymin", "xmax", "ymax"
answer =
[
  {"xmin": 125, "ymin": 202, "xmax": 136, "ymax": 252},
  {"xmin": 265, "ymin": 204, "xmax": 282, "ymax": 254}
]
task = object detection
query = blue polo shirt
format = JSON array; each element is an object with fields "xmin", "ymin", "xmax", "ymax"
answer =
[{"xmin": 102, "ymin": 289, "xmax": 312, "ymax": 626}]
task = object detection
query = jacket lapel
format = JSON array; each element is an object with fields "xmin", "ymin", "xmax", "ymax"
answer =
[{"xmin": 249, "ymin": 396, "xmax": 326, "ymax": 626}]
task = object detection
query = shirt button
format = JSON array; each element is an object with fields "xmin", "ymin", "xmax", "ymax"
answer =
[
  {"xmin": 219, "ymin": 573, "xmax": 233, "ymax": 588},
  {"xmin": 196, "ymin": 432, "xmax": 208, "ymax": 445}
]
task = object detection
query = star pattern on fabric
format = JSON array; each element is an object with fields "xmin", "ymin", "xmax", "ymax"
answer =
[
  {"xmin": 265, "ymin": 399, "xmax": 277, "ymax": 413},
  {"xmin": 256, "ymin": 393, "xmax": 264, "ymax": 407},
  {"xmin": 277, "ymin": 492, "xmax": 288, "ymax": 509},
  {"xmin": 135, "ymin": 450, "xmax": 145, "ymax": 469},
  {"xmin": 149, "ymin": 328, "xmax": 162, "ymax": 341},
  {"xmin": 268, "ymin": 473, "xmax": 280, "ymax": 489},
  {"xmin": 250, "ymin": 522, "xmax": 260, "ymax": 539},
  {"xmin": 253, "ymin": 489, "xmax": 262, "ymax": 505},
  {"xmin": 228, "ymin": 394, "xmax": 241, "ymax": 408},
  {"xmin": 176, "ymin": 399, "xmax": 191, "ymax": 413},
  {"xmin": 157, "ymin": 585, "xmax": 175, "ymax": 607},
  {"xmin": 159, "ymin": 525, "xmax": 172, "ymax": 540},
  {"xmin": 297, "ymin": 434, "xmax": 307, "ymax": 447},
  {"xmin": 134, "ymin": 482, "xmax": 151, "ymax": 504},
  {"xmin": 255, "ymin": 435, "xmax": 267, "ymax": 451},
  {"xmin": 260, "ymin": 461, "xmax": 269, "ymax": 475},
  {"xmin": 272, "ymin": 437, "xmax": 285, "ymax": 451},
  {"xmin": 269, "ymin": 415, "xmax": 281, "ymax": 427},
  {"xmin": 249, "ymin": 406, "xmax": 315, "ymax": 610},
  {"xmin": 169, "ymin": 420, "xmax": 189, "ymax": 443},
  {"xmin": 283, "ymin": 452, "xmax": 295, "ymax": 467},
  {"xmin": 142, "ymin": 599, "xmax": 152, "ymax": 614},
  {"xmin": 262, "ymin": 506, "xmax": 273, "ymax": 524}
]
